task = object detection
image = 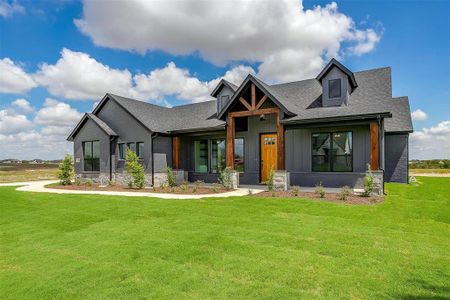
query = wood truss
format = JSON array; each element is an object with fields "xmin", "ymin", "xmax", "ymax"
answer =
[{"xmin": 227, "ymin": 83, "xmax": 285, "ymax": 170}]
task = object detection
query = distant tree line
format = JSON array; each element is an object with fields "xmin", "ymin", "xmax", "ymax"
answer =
[{"xmin": 409, "ymin": 159, "xmax": 450, "ymax": 169}]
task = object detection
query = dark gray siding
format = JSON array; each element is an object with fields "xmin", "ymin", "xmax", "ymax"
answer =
[
  {"xmin": 153, "ymin": 135, "xmax": 172, "ymax": 171},
  {"xmin": 385, "ymin": 133, "xmax": 408, "ymax": 183},
  {"xmin": 96, "ymin": 99, "xmax": 152, "ymax": 172},
  {"xmin": 321, "ymin": 66, "xmax": 350, "ymax": 107},
  {"xmin": 216, "ymin": 86, "xmax": 234, "ymax": 113},
  {"xmin": 73, "ymin": 118, "xmax": 110, "ymax": 175},
  {"xmin": 285, "ymin": 124, "xmax": 371, "ymax": 187}
]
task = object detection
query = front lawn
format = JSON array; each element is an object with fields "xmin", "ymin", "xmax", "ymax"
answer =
[{"xmin": 1, "ymin": 177, "xmax": 449, "ymax": 299}]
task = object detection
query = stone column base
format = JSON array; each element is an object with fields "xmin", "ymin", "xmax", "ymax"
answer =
[
  {"xmin": 273, "ymin": 170, "xmax": 290, "ymax": 191},
  {"xmin": 371, "ymin": 170, "xmax": 384, "ymax": 195},
  {"xmin": 230, "ymin": 170, "xmax": 239, "ymax": 189}
]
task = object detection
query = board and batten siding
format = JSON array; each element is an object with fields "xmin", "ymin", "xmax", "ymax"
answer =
[
  {"xmin": 385, "ymin": 133, "xmax": 408, "ymax": 183},
  {"xmin": 285, "ymin": 125, "xmax": 371, "ymax": 187},
  {"xmin": 73, "ymin": 118, "xmax": 110, "ymax": 175},
  {"xmin": 96, "ymin": 99, "xmax": 153, "ymax": 172}
]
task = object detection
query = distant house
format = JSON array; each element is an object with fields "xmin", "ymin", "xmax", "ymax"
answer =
[
  {"xmin": 67, "ymin": 59, "xmax": 413, "ymax": 191},
  {"xmin": 1, "ymin": 159, "xmax": 22, "ymax": 164}
]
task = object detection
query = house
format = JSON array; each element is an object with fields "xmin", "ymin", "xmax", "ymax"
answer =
[{"xmin": 67, "ymin": 59, "xmax": 413, "ymax": 193}]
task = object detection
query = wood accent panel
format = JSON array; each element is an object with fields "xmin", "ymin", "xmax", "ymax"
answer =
[
  {"xmin": 172, "ymin": 136, "xmax": 181, "ymax": 169},
  {"xmin": 370, "ymin": 121, "xmax": 379, "ymax": 170},
  {"xmin": 229, "ymin": 107, "xmax": 280, "ymax": 118},
  {"xmin": 276, "ymin": 112, "xmax": 285, "ymax": 170},
  {"xmin": 251, "ymin": 83, "xmax": 256, "ymax": 109},
  {"xmin": 255, "ymin": 95, "xmax": 268, "ymax": 110},
  {"xmin": 239, "ymin": 97, "xmax": 252, "ymax": 111},
  {"xmin": 261, "ymin": 133, "xmax": 277, "ymax": 182},
  {"xmin": 226, "ymin": 116, "xmax": 235, "ymax": 169}
]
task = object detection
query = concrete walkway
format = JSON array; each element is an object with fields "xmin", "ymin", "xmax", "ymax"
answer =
[{"xmin": 1, "ymin": 180, "xmax": 265, "ymax": 199}]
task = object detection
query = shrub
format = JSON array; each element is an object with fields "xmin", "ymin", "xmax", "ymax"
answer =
[
  {"xmin": 166, "ymin": 167, "xmax": 177, "ymax": 187},
  {"xmin": 212, "ymin": 183, "xmax": 221, "ymax": 193},
  {"xmin": 74, "ymin": 178, "xmax": 81, "ymax": 186},
  {"xmin": 85, "ymin": 179, "xmax": 93, "ymax": 186},
  {"xmin": 218, "ymin": 167, "xmax": 233, "ymax": 190},
  {"xmin": 125, "ymin": 150, "xmax": 145, "ymax": 189},
  {"xmin": 108, "ymin": 180, "xmax": 116, "ymax": 186},
  {"xmin": 248, "ymin": 188, "xmax": 253, "ymax": 195},
  {"xmin": 315, "ymin": 182, "xmax": 325, "ymax": 198},
  {"xmin": 339, "ymin": 186, "xmax": 351, "ymax": 201},
  {"xmin": 271, "ymin": 191, "xmax": 276, "ymax": 197},
  {"xmin": 58, "ymin": 154, "xmax": 74, "ymax": 185},
  {"xmin": 266, "ymin": 168, "xmax": 275, "ymax": 191},
  {"xmin": 362, "ymin": 164, "xmax": 374, "ymax": 197},
  {"xmin": 291, "ymin": 186, "xmax": 300, "ymax": 197},
  {"xmin": 180, "ymin": 181, "xmax": 188, "ymax": 192}
]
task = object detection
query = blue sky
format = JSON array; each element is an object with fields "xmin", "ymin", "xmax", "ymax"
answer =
[{"xmin": 0, "ymin": 0, "xmax": 449, "ymax": 160}]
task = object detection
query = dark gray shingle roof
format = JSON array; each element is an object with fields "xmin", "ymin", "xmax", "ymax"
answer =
[
  {"xmin": 87, "ymin": 113, "xmax": 118, "ymax": 136},
  {"xmin": 98, "ymin": 66, "xmax": 411, "ymax": 134}
]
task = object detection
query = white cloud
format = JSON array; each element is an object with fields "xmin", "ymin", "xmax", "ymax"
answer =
[
  {"xmin": 0, "ymin": 108, "xmax": 33, "ymax": 134},
  {"xmin": 75, "ymin": 0, "xmax": 381, "ymax": 82},
  {"xmin": 12, "ymin": 98, "xmax": 34, "ymax": 114},
  {"xmin": 0, "ymin": 0, "xmax": 25, "ymax": 19},
  {"xmin": 34, "ymin": 48, "xmax": 133, "ymax": 100},
  {"xmin": 34, "ymin": 98, "xmax": 83, "ymax": 126},
  {"xmin": 411, "ymin": 109, "xmax": 427, "ymax": 121},
  {"xmin": 0, "ymin": 58, "xmax": 37, "ymax": 93},
  {"xmin": 410, "ymin": 120, "xmax": 450, "ymax": 159},
  {"xmin": 132, "ymin": 62, "xmax": 253, "ymax": 103}
]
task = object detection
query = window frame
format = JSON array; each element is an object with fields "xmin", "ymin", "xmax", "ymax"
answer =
[
  {"xmin": 118, "ymin": 143, "xmax": 126, "ymax": 160},
  {"xmin": 194, "ymin": 139, "xmax": 209, "ymax": 173},
  {"xmin": 136, "ymin": 142, "xmax": 144, "ymax": 159},
  {"xmin": 311, "ymin": 131, "xmax": 353, "ymax": 172},
  {"xmin": 83, "ymin": 140, "xmax": 100, "ymax": 172},
  {"xmin": 211, "ymin": 139, "xmax": 226, "ymax": 174},
  {"xmin": 328, "ymin": 78, "xmax": 342, "ymax": 99}
]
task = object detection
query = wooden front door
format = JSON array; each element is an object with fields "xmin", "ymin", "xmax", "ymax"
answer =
[{"xmin": 260, "ymin": 133, "xmax": 278, "ymax": 182}]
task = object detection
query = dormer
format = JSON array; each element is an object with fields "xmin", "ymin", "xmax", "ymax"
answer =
[
  {"xmin": 211, "ymin": 79, "xmax": 238, "ymax": 114},
  {"xmin": 316, "ymin": 59, "xmax": 358, "ymax": 107}
]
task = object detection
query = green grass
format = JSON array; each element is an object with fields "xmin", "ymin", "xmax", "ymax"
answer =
[
  {"xmin": 1, "ymin": 177, "xmax": 449, "ymax": 299},
  {"xmin": 0, "ymin": 163, "xmax": 58, "ymax": 183},
  {"xmin": 410, "ymin": 168, "xmax": 450, "ymax": 174}
]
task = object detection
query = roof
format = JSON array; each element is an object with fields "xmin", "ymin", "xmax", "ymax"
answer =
[
  {"xmin": 210, "ymin": 79, "xmax": 239, "ymax": 97},
  {"xmin": 76, "ymin": 63, "xmax": 411, "ymax": 135},
  {"xmin": 67, "ymin": 113, "xmax": 117, "ymax": 141}
]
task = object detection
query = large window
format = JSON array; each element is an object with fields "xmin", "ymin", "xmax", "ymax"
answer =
[
  {"xmin": 234, "ymin": 138, "xmax": 245, "ymax": 172},
  {"xmin": 83, "ymin": 141, "xmax": 100, "ymax": 172},
  {"xmin": 312, "ymin": 132, "xmax": 352, "ymax": 172},
  {"xmin": 329, "ymin": 79, "xmax": 341, "ymax": 98},
  {"xmin": 194, "ymin": 140, "xmax": 209, "ymax": 173},
  {"xmin": 136, "ymin": 142, "xmax": 144, "ymax": 159},
  {"xmin": 127, "ymin": 142, "xmax": 136, "ymax": 153},
  {"xmin": 211, "ymin": 139, "xmax": 226, "ymax": 173}
]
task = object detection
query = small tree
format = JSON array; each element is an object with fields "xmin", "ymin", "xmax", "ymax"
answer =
[
  {"xmin": 125, "ymin": 150, "xmax": 145, "ymax": 189},
  {"xmin": 166, "ymin": 167, "xmax": 177, "ymax": 187},
  {"xmin": 315, "ymin": 182, "xmax": 325, "ymax": 198},
  {"xmin": 58, "ymin": 154, "xmax": 74, "ymax": 185},
  {"xmin": 362, "ymin": 164, "xmax": 374, "ymax": 197},
  {"xmin": 219, "ymin": 167, "xmax": 233, "ymax": 190},
  {"xmin": 265, "ymin": 168, "xmax": 275, "ymax": 191}
]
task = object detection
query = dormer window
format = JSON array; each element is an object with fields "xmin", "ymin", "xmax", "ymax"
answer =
[
  {"xmin": 329, "ymin": 79, "xmax": 341, "ymax": 98},
  {"xmin": 221, "ymin": 95, "xmax": 230, "ymax": 102}
]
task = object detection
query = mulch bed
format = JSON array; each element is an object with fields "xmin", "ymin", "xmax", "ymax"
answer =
[
  {"xmin": 47, "ymin": 184, "xmax": 230, "ymax": 194},
  {"xmin": 252, "ymin": 190, "xmax": 383, "ymax": 205}
]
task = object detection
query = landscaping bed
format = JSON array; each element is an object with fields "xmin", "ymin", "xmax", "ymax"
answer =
[
  {"xmin": 252, "ymin": 190, "xmax": 383, "ymax": 204},
  {"xmin": 46, "ymin": 183, "xmax": 231, "ymax": 194}
]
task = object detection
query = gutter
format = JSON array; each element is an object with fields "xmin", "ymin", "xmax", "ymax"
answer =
[
  {"xmin": 150, "ymin": 132, "xmax": 158, "ymax": 187},
  {"xmin": 281, "ymin": 112, "xmax": 392, "ymax": 125}
]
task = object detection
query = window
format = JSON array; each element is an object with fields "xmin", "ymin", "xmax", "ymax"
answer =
[
  {"xmin": 136, "ymin": 142, "xmax": 144, "ymax": 159},
  {"xmin": 211, "ymin": 139, "xmax": 226, "ymax": 173},
  {"xmin": 194, "ymin": 140, "xmax": 209, "ymax": 173},
  {"xmin": 329, "ymin": 79, "xmax": 341, "ymax": 98},
  {"xmin": 118, "ymin": 143, "xmax": 125, "ymax": 160},
  {"xmin": 127, "ymin": 142, "xmax": 136, "ymax": 153},
  {"xmin": 234, "ymin": 138, "xmax": 245, "ymax": 172},
  {"xmin": 220, "ymin": 95, "xmax": 230, "ymax": 102},
  {"xmin": 312, "ymin": 132, "xmax": 352, "ymax": 172},
  {"xmin": 83, "ymin": 141, "xmax": 100, "ymax": 172}
]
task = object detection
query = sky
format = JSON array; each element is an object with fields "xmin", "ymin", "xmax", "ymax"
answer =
[{"xmin": 0, "ymin": 0, "xmax": 449, "ymax": 160}]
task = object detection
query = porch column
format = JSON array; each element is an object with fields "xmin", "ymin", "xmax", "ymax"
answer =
[
  {"xmin": 276, "ymin": 111, "xmax": 285, "ymax": 170},
  {"xmin": 370, "ymin": 121, "xmax": 379, "ymax": 170},
  {"xmin": 172, "ymin": 136, "xmax": 181, "ymax": 169},
  {"xmin": 226, "ymin": 116, "xmax": 235, "ymax": 169}
]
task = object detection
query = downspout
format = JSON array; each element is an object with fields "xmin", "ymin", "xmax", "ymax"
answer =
[
  {"xmin": 109, "ymin": 136, "xmax": 116, "ymax": 181},
  {"xmin": 151, "ymin": 132, "xmax": 158, "ymax": 187}
]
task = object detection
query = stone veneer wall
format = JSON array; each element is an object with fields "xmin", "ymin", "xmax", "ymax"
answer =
[
  {"xmin": 273, "ymin": 170, "xmax": 290, "ymax": 191},
  {"xmin": 371, "ymin": 170, "xmax": 384, "ymax": 195}
]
